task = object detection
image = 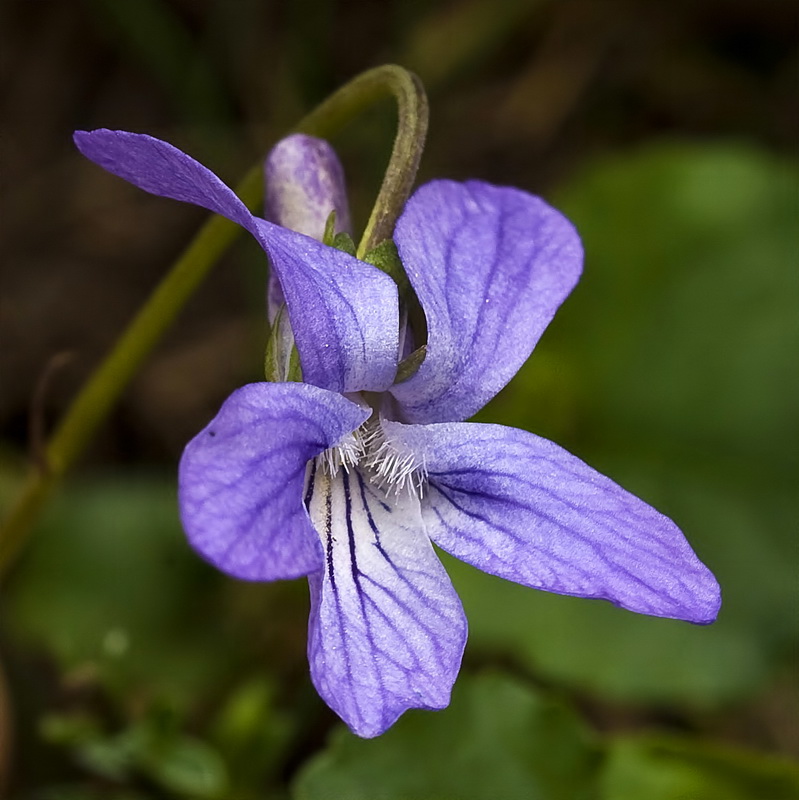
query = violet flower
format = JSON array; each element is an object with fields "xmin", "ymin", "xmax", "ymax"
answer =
[{"xmin": 74, "ymin": 129, "xmax": 721, "ymax": 738}]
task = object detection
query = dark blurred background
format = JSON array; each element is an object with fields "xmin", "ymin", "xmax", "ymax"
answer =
[{"xmin": 1, "ymin": 1, "xmax": 797, "ymax": 798}]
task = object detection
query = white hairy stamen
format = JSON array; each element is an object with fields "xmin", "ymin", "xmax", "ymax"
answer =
[
  {"xmin": 361, "ymin": 423, "xmax": 428, "ymax": 499},
  {"xmin": 318, "ymin": 430, "xmax": 364, "ymax": 476},
  {"xmin": 316, "ymin": 419, "xmax": 428, "ymax": 500}
]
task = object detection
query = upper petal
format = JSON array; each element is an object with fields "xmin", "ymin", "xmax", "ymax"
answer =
[
  {"xmin": 73, "ymin": 129, "xmax": 253, "ymax": 226},
  {"xmin": 305, "ymin": 467, "xmax": 467, "ymax": 738},
  {"xmin": 390, "ymin": 180, "xmax": 583, "ymax": 423},
  {"xmin": 384, "ymin": 420, "xmax": 721, "ymax": 623},
  {"xmin": 251, "ymin": 219, "xmax": 399, "ymax": 393},
  {"xmin": 178, "ymin": 382, "xmax": 369, "ymax": 581},
  {"xmin": 73, "ymin": 129, "xmax": 399, "ymax": 393}
]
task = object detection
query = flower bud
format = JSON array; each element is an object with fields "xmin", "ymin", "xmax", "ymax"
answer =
[
  {"xmin": 264, "ymin": 134, "xmax": 352, "ymax": 322},
  {"xmin": 264, "ymin": 133, "xmax": 351, "ymax": 240}
]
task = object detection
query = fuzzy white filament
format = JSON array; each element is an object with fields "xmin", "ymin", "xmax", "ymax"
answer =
[
  {"xmin": 316, "ymin": 420, "xmax": 428, "ymax": 499},
  {"xmin": 318, "ymin": 429, "xmax": 364, "ymax": 475}
]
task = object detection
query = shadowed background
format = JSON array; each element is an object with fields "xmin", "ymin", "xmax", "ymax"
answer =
[{"xmin": 1, "ymin": 0, "xmax": 797, "ymax": 798}]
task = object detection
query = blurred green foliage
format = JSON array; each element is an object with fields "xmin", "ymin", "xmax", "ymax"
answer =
[
  {"xmin": 600, "ymin": 735, "xmax": 799, "ymax": 800},
  {"xmin": 8, "ymin": 478, "xmax": 223, "ymax": 705},
  {"xmin": 294, "ymin": 673, "xmax": 600, "ymax": 800},
  {"xmin": 295, "ymin": 675, "xmax": 799, "ymax": 800}
]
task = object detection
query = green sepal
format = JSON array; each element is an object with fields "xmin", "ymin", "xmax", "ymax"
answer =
[
  {"xmin": 332, "ymin": 231, "xmax": 357, "ymax": 256},
  {"xmin": 284, "ymin": 345, "xmax": 302, "ymax": 382},
  {"xmin": 394, "ymin": 345, "xmax": 427, "ymax": 384},
  {"xmin": 322, "ymin": 210, "xmax": 357, "ymax": 256},
  {"xmin": 322, "ymin": 210, "xmax": 337, "ymax": 246},
  {"xmin": 363, "ymin": 239, "xmax": 411, "ymax": 296},
  {"xmin": 264, "ymin": 305, "xmax": 302, "ymax": 383}
]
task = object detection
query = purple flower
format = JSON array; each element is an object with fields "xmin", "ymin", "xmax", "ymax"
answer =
[{"xmin": 74, "ymin": 129, "xmax": 721, "ymax": 738}]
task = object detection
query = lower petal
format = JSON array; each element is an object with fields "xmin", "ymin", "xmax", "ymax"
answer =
[
  {"xmin": 383, "ymin": 420, "xmax": 721, "ymax": 624},
  {"xmin": 305, "ymin": 467, "xmax": 467, "ymax": 738}
]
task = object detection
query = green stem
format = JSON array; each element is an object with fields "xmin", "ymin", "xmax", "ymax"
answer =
[
  {"xmin": 0, "ymin": 64, "xmax": 427, "ymax": 577},
  {"xmin": 289, "ymin": 64, "xmax": 428, "ymax": 255}
]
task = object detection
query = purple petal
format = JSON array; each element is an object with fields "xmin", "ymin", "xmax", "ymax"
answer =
[
  {"xmin": 305, "ymin": 467, "xmax": 467, "ymax": 738},
  {"xmin": 390, "ymin": 180, "xmax": 583, "ymax": 423},
  {"xmin": 264, "ymin": 134, "xmax": 352, "ymax": 321},
  {"xmin": 251, "ymin": 219, "xmax": 399, "ymax": 393},
  {"xmin": 73, "ymin": 129, "xmax": 399, "ymax": 393},
  {"xmin": 178, "ymin": 382, "xmax": 369, "ymax": 581},
  {"xmin": 73, "ymin": 129, "xmax": 253, "ymax": 226},
  {"xmin": 385, "ymin": 420, "xmax": 721, "ymax": 623}
]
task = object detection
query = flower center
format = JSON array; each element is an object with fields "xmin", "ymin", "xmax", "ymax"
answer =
[{"xmin": 316, "ymin": 419, "xmax": 427, "ymax": 499}]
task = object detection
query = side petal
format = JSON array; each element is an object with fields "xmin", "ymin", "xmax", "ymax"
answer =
[
  {"xmin": 305, "ymin": 468, "xmax": 467, "ymax": 738},
  {"xmin": 179, "ymin": 382, "xmax": 369, "ymax": 581},
  {"xmin": 384, "ymin": 420, "xmax": 721, "ymax": 623},
  {"xmin": 73, "ymin": 129, "xmax": 399, "ymax": 393},
  {"xmin": 390, "ymin": 180, "xmax": 583, "ymax": 423}
]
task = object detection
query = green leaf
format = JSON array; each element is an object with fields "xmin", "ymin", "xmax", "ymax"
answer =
[
  {"xmin": 292, "ymin": 673, "xmax": 599, "ymax": 800},
  {"xmin": 554, "ymin": 143, "xmax": 799, "ymax": 464},
  {"xmin": 322, "ymin": 209, "xmax": 357, "ymax": 255},
  {"xmin": 211, "ymin": 676, "xmax": 293, "ymax": 787},
  {"xmin": 322, "ymin": 210, "xmax": 338, "ymax": 246},
  {"xmin": 394, "ymin": 344, "xmax": 427, "ymax": 383},
  {"xmin": 445, "ymin": 552, "xmax": 763, "ymax": 707},
  {"xmin": 599, "ymin": 735, "xmax": 799, "ymax": 800},
  {"xmin": 143, "ymin": 735, "xmax": 229, "ymax": 799}
]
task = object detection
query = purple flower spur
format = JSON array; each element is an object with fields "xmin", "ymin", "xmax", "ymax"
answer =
[{"xmin": 74, "ymin": 129, "xmax": 721, "ymax": 738}]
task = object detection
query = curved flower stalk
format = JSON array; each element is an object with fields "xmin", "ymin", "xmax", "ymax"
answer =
[{"xmin": 74, "ymin": 129, "xmax": 721, "ymax": 738}]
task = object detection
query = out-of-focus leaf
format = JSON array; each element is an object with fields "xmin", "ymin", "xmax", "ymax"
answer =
[
  {"xmin": 5, "ymin": 475, "xmax": 229, "ymax": 704},
  {"xmin": 599, "ymin": 734, "xmax": 799, "ymax": 800},
  {"xmin": 402, "ymin": 0, "xmax": 540, "ymax": 86},
  {"xmin": 36, "ymin": 788, "xmax": 147, "ymax": 800},
  {"xmin": 554, "ymin": 143, "xmax": 799, "ymax": 462},
  {"xmin": 142, "ymin": 735, "xmax": 229, "ymax": 799},
  {"xmin": 444, "ymin": 554, "xmax": 762, "ymax": 707},
  {"xmin": 465, "ymin": 142, "xmax": 798, "ymax": 706},
  {"xmin": 88, "ymin": 0, "xmax": 232, "ymax": 127},
  {"xmin": 211, "ymin": 676, "xmax": 293, "ymax": 788},
  {"xmin": 39, "ymin": 713, "xmax": 101, "ymax": 748},
  {"xmin": 292, "ymin": 673, "xmax": 599, "ymax": 800},
  {"xmin": 77, "ymin": 735, "xmax": 137, "ymax": 782},
  {"xmin": 41, "ymin": 706, "xmax": 229, "ymax": 797}
]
